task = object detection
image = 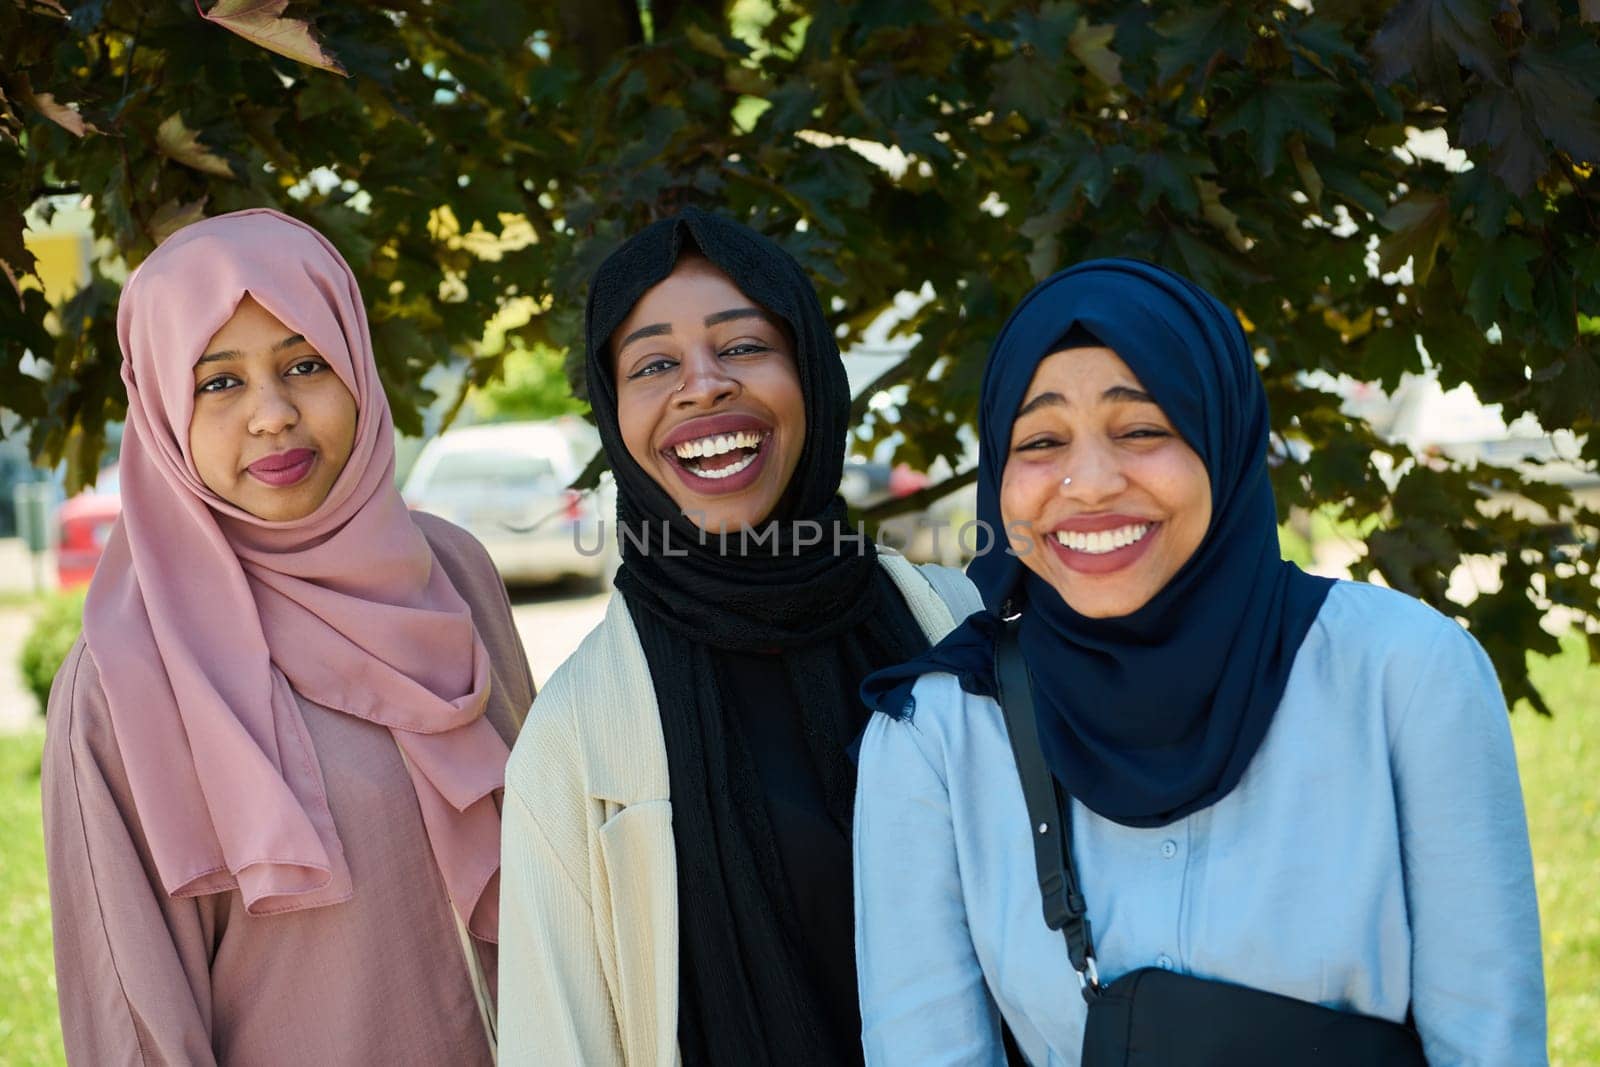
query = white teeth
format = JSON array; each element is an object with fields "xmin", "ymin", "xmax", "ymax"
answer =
[
  {"xmin": 690, "ymin": 451, "xmax": 758, "ymax": 480},
  {"xmin": 672, "ymin": 430, "xmax": 764, "ymax": 460},
  {"xmin": 1053, "ymin": 523, "xmax": 1151, "ymax": 554}
]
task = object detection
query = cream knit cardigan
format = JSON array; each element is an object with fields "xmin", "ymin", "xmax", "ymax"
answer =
[{"xmin": 499, "ymin": 554, "xmax": 982, "ymax": 1066}]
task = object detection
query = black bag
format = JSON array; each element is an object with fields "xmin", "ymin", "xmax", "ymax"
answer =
[{"xmin": 993, "ymin": 618, "xmax": 1428, "ymax": 1067}]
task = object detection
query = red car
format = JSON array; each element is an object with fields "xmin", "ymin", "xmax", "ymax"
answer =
[{"xmin": 56, "ymin": 466, "xmax": 121, "ymax": 588}]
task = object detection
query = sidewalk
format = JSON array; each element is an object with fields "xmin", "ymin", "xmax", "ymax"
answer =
[{"xmin": 1, "ymin": 537, "xmax": 53, "ymax": 731}]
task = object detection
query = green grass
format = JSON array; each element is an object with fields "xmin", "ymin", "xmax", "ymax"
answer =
[
  {"xmin": 0, "ymin": 642, "xmax": 1594, "ymax": 1064},
  {"xmin": 1514, "ymin": 633, "xmax": 1600, "ymax": 1067},
  {"xmin": 0, "ymin": 727, "xmax": 61, "ymax": 1067}
]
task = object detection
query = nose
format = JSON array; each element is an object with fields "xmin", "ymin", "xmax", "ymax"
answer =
[
  {"xmin": 246, "ymin": 380, "xmax": 299, "ymax": 436},
  {"xmin": 674, "ymin": 346, "xmax": 738, "ymax": 409},
  {"xmin": 1059, "ymin": 438, "xmax": 1127, "ymax": 504}
]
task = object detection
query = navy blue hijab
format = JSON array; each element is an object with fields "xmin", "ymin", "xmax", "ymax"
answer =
[{"xmin": 863, "ymin": 258, "xmax": 1334, "ymax": 828}]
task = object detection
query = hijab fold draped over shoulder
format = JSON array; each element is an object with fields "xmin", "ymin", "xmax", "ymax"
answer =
[
  {"xmin": 85, "ymin": 209, "xmax": 509, "ymax": 939},
  {"xmin": 863, "ymin": 258, "xmax": 1333, "ymax": 828},
  {"xmin": 585, "ymin": 208, "xmax": 927, "ymax": 1065}
]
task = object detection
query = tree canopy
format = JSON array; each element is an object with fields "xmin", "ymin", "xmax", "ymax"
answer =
[{"xmin": 3, "ymin": 0, "xmax": 1598, "ymax": 711}]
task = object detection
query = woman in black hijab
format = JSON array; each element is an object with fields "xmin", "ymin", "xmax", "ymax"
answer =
[{"xmin": 498, "ymin": 208, "xmax": 982, "ymax": 1066}]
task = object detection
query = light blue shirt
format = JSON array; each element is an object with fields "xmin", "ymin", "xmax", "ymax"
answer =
[{"xmin": 854, "ymin": 580, "xmax": 1546, "ymax": 1066}]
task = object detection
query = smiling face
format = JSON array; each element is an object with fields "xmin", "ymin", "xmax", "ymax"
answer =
[
  {"xmin": 1000, "ymin": 346, "xmax": 1211, "ymax": 619},
  {"xmin": 612, "ymin": 255, "xmax": 806, "ymax": 532},
  {"xmin": 188, "ymin": 294, "xmax": 358, "ymax": 522}
]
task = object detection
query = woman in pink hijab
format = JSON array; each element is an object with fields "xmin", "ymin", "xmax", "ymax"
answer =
[{"xmin": 41, "ymin": 209, "xmax": 533, "ymax": 1066}]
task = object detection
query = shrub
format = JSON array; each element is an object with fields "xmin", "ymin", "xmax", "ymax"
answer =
[{"xmin": 19, "ymin": 590, "xmax": 85, "ymax": 715}]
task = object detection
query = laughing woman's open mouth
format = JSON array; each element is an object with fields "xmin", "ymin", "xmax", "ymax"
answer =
[{"xmin": 660, "ymin": 414, "xmax": 774, "ymax": 495}]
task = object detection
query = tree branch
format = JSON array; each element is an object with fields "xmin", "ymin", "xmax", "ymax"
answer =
[
  {"xmin": 121, "ymin": 10, "xmax": 148, "ymax": 102},
  {"xmin": 859, "ymin": 467, "xmax": 978, "ymax": 523},
  {"xmin": 845, "ymin": 352, "xmax": 921, "ymax": 425}
]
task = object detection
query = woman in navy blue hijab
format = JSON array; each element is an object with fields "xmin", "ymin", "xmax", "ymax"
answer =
[{"xmin": 852, "ymin": 259, "xmax": 1545, "ymax": 1065}]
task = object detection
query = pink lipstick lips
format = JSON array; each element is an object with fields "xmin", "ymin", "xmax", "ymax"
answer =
[
  {"xmin": 1046, "ymin": 513, "xmax": 1160, "ymax": 575},
  {"xmin": 246, "ymin": 448, "xmax": 316, "ymax": 488},
  {"xmin": 660, "ymin": 414, "xmax": 773, "ymax": 496}
]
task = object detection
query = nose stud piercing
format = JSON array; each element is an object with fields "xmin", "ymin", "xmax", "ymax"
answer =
[
  {"xmin": 1061, "ymin": 476, "xmax": 1073, "ymax": 487},
  {"xmin": 675, "ymin": 382, "xmax": 686, "ymax": 393}
]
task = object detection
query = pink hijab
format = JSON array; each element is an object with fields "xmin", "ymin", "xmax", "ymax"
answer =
[{"xmin": 85, "ymin": 209, "xmax": 509, "ymax": 940}]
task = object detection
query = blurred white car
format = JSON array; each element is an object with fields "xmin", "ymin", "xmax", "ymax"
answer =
[
  {"xmin": 1384, "ymin": 376, "xmax": 1598, "ymax": 525},
  {"xmin": 402, "ymin": 419, "xmax": 616, "ymax": 588}
]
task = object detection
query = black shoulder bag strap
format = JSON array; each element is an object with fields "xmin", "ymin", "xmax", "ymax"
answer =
[{"xmin": 993, "ymin": 615, "xmax": 1102, "ymax": 1003}]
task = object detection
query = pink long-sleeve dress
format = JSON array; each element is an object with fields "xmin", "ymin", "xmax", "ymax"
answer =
[{"xmin": 42, "ymin": 514, "xmax": 534, "ymax": 1067}]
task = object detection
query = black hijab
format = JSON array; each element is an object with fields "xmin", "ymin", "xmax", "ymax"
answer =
[
  {"xmin": 863, "ymin": 258, "xmax": 1334, "ymax": 827},
  {"xmin": 585, "ymin": 208, "xmax": 928, "ymax": 1064}
]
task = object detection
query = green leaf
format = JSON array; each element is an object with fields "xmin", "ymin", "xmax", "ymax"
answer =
[
  {"xmin": 1573, "ymin": 245, "xmax": 1600, "ymax": 296},
  {"xmin": 1449, "ymin": 166, "xmax": 1511, "ymax": 239},
  {"xmin": 1360, "ymin": 325, "xmax": 1422, "ymax": 390},
  {"xmin": 147, "ymin": 196, "xmax": 209, "ymax": 245},
  {"xmin": 1135, "ymin": 151, "xmax": 1206, "ymax": 214},
  {"xmin": 1532, "ymin": 343, "xmax": 1600, "ymax": 432},
  {"xmin": 1512, "ymin": 31, "xmax": 1600, "ymax": 164},
  {"xmin": 1533, "ymin": 263, "xmax": 1578, "ymax": 350},
  {"xmin": 1283, "ymin": 18, "xmax": 1361, "ymax": 76},
  {"xmin": 1015, "ymin": 1, "xmax": 1080, "ymax": 60},
  {"xmin": 1452, "ymin": 234, "xmax": 1538, "ymax": 329},
  {"xmin": 1318, "ymin": 160, "xmax": 1389, "ymax": 217},
  {"xmin": 757, "ymin": 81, "xmax": 817, "ymax": 134},
  {"xmin": 1196, "ymin": 178, "xmax": 1248, "ymax": 251},
  {"xmin": 1372, "ymin": 0, "xmax": 1502, "ymax": 88},
  {"xmin": 154, "ymin": 113, "xmax": 234, "ymax": 178},
  {"xmin": 1211, "ymin": 81, "xmax": 1339, "ymax": 177},
  {"xmin": 991, "ymin": 53, "xmax": 1071, "ymax": 122},
  {"xmin": 1377, "ymin": 193, "xmax": 1451, "ymax": 284},
  {"xmin": 1068, "ymin": 19, "xmax": 1121, "ymax": 87},
  {"xmin": 1459, "ymin": 83, "xmax": 1547, "ymax": 195},
  {"xmin": 684, "ymin": 24, "xmax": 739, "ymax": 61},
  {"xmin": 1153, "ymin": 5, "xmax": 1251, "ymax": 86},
  {"xmin": 0, "ymin": 203, "xmax": 38, "ymax": 285},
  {"xmin": 1287, "ymin": 138, "xmax": 1324, "ymax": 206},
  {"xmin": 1050, "ymin": 142, "xmax": 1131, "ymax": 208}
]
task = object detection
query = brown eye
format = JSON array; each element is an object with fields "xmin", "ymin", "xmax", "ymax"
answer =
[
  {"xmin": 626, "ymin": 357, "xmax": 677, "ymax": 381},
  {"xmin": 196, "ymin": 375, "xmax": 240, "ymax": 396}
]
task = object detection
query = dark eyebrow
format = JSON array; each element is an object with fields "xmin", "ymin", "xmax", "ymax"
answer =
[
  {"xmin": 704, "ymin": 307, "xmax": 769, "ymax": 328},
  {"xmin": 616, "ymin": 323, "xmax": 672, "ymax": 351},
  {"xmin": 1015, "ymin": 384, "xmax": 1157, "ymax": 418},
  {"xmin": 615, "ymin": 308, "xmax": 778, "ymax": 354},
  {"xmin": 1103, "ymin": 384, "xmax": 1156, "ymax": 405},
  {"xmin": 196, "ymin": 334, "xmax": 308, "ymax": 366}
]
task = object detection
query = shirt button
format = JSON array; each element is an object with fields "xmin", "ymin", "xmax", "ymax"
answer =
[
  {"xmin": 1157, "ymin": 954, "xmax": 1175, "ymax": 970},
  {"xmin": 1160, "ymin": 840, "xmax": 1178, "ymax": 859}
]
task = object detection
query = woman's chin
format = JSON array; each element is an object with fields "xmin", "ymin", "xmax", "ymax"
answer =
[{"xmin": 678, "ymin": 497, "xmax": 774, "ymax": 535}]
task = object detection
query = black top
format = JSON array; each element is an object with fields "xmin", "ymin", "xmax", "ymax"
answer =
[{"xmin": 717, "ymin": 649, "xmax": 866, "ymax": 1065}]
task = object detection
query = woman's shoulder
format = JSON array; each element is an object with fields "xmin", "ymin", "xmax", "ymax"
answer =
[
  {"xmin": 412, "ymin": 510, "xmax": 496, "ymax": 579},
  {"xmin": 877, "ymin": 553, "xmax": 984, "ymax": 637},
  {"xmin": 1301, "ymin": 579, "xmax": 1501, "ymax": 729},
  {"xmin": 42, "ymin": 635, "xmax": 120, "ymax": 781},
  {"xmin": 864, "ymin": 671, "xmax": 1002, "ymax": 773},
  {"xmin": 506, "ymin": 593, "xmax": 666, "ymax": 806},
  {"xmin": 1314, "ymin": 578, "xmax": 1480, "ymax": 658}
]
